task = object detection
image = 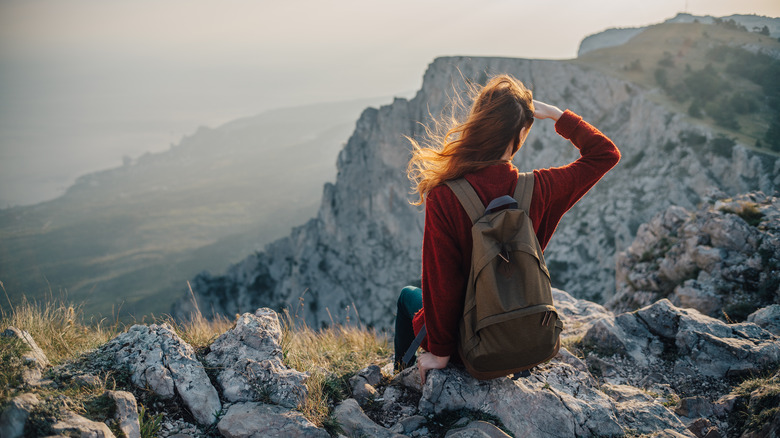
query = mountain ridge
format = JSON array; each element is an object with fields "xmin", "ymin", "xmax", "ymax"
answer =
[{"xmin": 178, "ymin": 31, "xmax": 779, "ymax": 329}]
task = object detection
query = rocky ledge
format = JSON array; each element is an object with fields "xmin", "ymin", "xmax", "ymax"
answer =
[
  {"xmin": 609, "ymin": 191, "xmax": 780, "ymax": 325},
  {"xmin": 2, "ymin": 290, "xmax": 779, "ymax": 437}
]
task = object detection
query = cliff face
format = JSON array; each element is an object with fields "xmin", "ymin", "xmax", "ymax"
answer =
[{"xmin": 175, "ymin": 55, "xmax": 779, "ymax": 329}]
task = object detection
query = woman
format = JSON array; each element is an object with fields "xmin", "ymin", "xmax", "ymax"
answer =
[{"xmin": 395, "ymin": 74, "xmax": 620, "ymax": 384}]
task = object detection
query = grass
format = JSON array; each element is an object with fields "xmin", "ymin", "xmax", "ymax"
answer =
[
  {"xmin": 1, "ymin": 288, "xmax": 392, "ymax": 433},
  {"xmin": 279, "ymin": 308, "xmax": 392, "ymax": 428},
  {"xmin": 729, "ymin": 371, "xmax": 780, "ymax": 435},
  {"xmin": 0, "ymin": 284, "xmax": 118, "ymax": 365}
]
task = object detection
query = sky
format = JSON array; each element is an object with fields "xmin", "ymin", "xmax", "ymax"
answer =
[{"xmin": 1, "ymin": 0, "xmax": 779, "ymax": 207}]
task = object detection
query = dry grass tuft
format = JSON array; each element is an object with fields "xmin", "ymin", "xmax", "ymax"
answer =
[
  {"xmin": 0, "ymin": 290, "xmax": 118, "ymax": 365},
  {"xmin": 279, "ymin": 309, "xmax": 391, "ymax": 427}
]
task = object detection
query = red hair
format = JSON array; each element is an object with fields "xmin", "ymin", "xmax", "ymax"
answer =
[{"xmin": 407, "ymin": 74, "xmax": 534, "ymax": 205}]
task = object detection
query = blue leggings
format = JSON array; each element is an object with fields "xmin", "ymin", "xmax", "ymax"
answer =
[{"xmin": 394, "ymin": 286, "xmax": 423, "ymax": 368}]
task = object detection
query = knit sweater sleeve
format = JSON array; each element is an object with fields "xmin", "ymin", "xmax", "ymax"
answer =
[
  {"xmin": 531, "ymin": 110, "xmax": 621, "ymax": 249},
  {"xmin": 415, "ymin": 185, "xmax": 468, "ymax": 357}
]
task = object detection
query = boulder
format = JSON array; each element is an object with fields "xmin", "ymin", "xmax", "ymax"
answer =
[
  {"xmin": 216, "ymin": 402, "xmax": 329, "ymax": 438},
  {"xmin": 107, "ymin": 390, "xmax": 141, "ymax": 438},
  {"xmin": 101, "ymin": 323, "xmax": 220, "ymax": 425},
  {"xmin": 51, "ymin": 410, "xmax": 116, "ymax": 438},
  {"xmin": 0, "ymin": 393, "xmax": 40, "ymax": 438},
  {"xmin": 205, "ymin": 308, "xmax": 308, "ymax": 408},
  {"xmin": 411, "ymin": 363, "xmax": 690, "ymax": 438},
  {"xmin": 333, "ymin": 398, "xmax": 407, "ymax": 438}
]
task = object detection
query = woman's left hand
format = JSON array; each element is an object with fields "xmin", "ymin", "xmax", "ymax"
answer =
[{"xmin": 418, "ymin": 352, "xmax": 450, "ymax": 385}]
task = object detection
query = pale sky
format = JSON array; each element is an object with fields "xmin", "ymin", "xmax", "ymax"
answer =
[{"xmin": 1, "ymin": 0, "xmax": 779, "ymax": 207}]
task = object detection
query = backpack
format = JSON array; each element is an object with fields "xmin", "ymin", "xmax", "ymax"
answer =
[{"xmin": 446, "ymin": 172, "xmax": 563, "ymax": 379}]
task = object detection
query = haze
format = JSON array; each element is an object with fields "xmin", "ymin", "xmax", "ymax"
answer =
[{"xmin": 1, "ymin": 0, "xmax": 779, "ymax": 207}]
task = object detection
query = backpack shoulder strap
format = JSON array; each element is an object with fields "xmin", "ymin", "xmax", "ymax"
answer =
[
  {"xmin": 444, "ymin": 178, "xmax": 484, "ymax": 224},
  {"xmin": 513, "ymin": 171, "xmax": 535, "ymax": 214}
]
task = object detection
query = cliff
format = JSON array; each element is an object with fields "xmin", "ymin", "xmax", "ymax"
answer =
[{"xmin": 176, "ymin": 51, "xmax": 778, "ymax": 329}]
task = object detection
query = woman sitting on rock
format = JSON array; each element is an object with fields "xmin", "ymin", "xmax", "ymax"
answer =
[{"xmin": 395, "ymin": 74, "xmax": 620, "ymax": 383}]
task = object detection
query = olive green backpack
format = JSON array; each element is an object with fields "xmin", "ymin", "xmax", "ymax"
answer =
[{"xmin": 446, "ymin": 172, "xmax": 563, "ymax": 379}]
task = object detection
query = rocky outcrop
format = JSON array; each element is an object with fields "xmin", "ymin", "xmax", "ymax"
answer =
[
  {"xmin": 2, "ymin": 326, "xmax": 50, "ymax": 386},
  {"xmin": 609, "ymin": 192, "xmax": 780, "ymax": 321},
  {"xmin": 4, "ymin": 297, "xmax": 779, "ymax": 436},
  {"xmin": 177, "ymin": 52, "xmax": 779, "ymax": 330},
  {"xmin": 100, "ymin": 323, "xmax": 221, "ymax": 425},
  {"xmin": 205, "ymin": 308, "xmax": 308, "ymax": 408}
]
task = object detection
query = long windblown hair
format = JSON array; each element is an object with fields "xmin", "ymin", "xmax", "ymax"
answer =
[{"xmin": 407, "ymin": 74, "xmax": 534, "ymax": 205}]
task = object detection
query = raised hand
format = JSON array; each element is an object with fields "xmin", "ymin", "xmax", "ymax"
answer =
[{"xmin": 532, "ymin": 100, "xmax": 564, "ymax": 121}]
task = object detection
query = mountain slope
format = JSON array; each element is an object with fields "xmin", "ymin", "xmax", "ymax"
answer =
[
  {"xmin": 178, "ymin": 21, "xmax": 779, "ymax": 329},
  {"xmin": 0, "ymin": 97, "xmax": 389, "ymax": 318}
]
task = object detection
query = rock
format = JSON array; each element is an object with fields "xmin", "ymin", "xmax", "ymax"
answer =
[
  {"xmin": 107, "ymin": 390, "xmax": 141, "ymax": 438},
  {"xmin": 205, "ymin": 308, "xmax": 308, "ymax": 408},
  {"xmin": 444, "ymin": 421, "xmax": 511, "ymax": 438},
  {"xmin": 611, "ymin": 192, "xmax": 780, "ymax": 320},
  {"xmin": 582, "ymin": 299, "xmax": 780, "ymax": 386},
  {"xmin": 675, "ymin": 397, "xmax": 714, "ymax": 419},
  {"xmin": 74, "ymin": 374, "xmax": 102, "ymax": 387},
  {"xmin": 713, "ymin": 394, "xmax": 739, "ymax": 419},
  {"xmin": 101, "ymin": 323, "xmax": 221, "ymax": 425},
  {"xmin": 350, "ymin": 364, "xmax": 382, "ymax": 404},
  {"xmin": 2, "ymin": 326, "xmax": 50, "ymax": 385},
  {"xmin": 51, "ymin": 410, "xmax": 116, "ymax": 438},
  {"xmin": 350, "ymin": 377, "xmax": 378, "ymax": 404},
  {"xmin": 357, "ymin": 364, "xmax": 383, "ymax": 386},
  {"xmin": 333, "ymin": 398, "xmax": 406, "ymax": 438},
  {"xmin": 747, "ymin": 304, "xmax": 780, "ymax": 336},
  {"xmin": 412, "ymin": 364, "xmax": 690, "ymax": 438},
  {"xmin": 0, "ymin": 393, "xmax": 40, "ymax": 438},
  {"xmin": 686, "ymin": 418, "xmax": 718, "ymax": 438},
  {"xmin": 399, "ymin": 415, "xmax": 426, "ymax": 433},
  {"xmin": 2, "ymin": 326, "xmax": 49, "ymax": 367},
  {"xmin": 216, "ymin": 402, "xmax": 329, "ymax": 438}
]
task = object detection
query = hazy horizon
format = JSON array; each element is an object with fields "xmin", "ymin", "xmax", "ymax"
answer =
[{"xmin": 1, "ymin": 0, "xmax": 779, "ymax": 208}]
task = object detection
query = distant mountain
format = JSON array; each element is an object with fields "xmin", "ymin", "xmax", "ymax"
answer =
[
  {"xmin": 178, "ymin": 18, "xmax": 779, "ymax": 329},
  {"xmin": 578, "ymin": 13, "xmax": 780, "ymax": 56},
  {"xmin": 0, "ymin": 97, "xmax": 389, "ymax": 319}
]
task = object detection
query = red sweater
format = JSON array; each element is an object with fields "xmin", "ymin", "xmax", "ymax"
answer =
[{"xmin": 412, "ymin": 110, "xmax": 621, "ymax": 357}]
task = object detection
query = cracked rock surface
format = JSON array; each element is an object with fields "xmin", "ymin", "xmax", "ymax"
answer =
[
  {"xmin": 100, "ymin": 323, "xmax": 221, "ymax": 425},
  {"xmin": 205, "ymin": 308, "xmax": 308, "ymax": 408},
  {"xmin": 610, "ymin": 192, "xmax": 780, "ymax": 322}
]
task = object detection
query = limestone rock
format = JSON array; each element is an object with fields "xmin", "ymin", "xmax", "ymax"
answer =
[
  {"xmin": 101, "ymin": 323, "xmax": 220, "ymax": 425},
  {"xmin": 51, "ymin": 411, "xmax": 116, "ymax": 438},
  {"xmin": 2, "ymin": 326, "xmax": 49, "ymax": 385},
  {"xmin": 107, "ymin": 390, "xmax": 141, "ymax": 438},
  {"xmin": 444, "ymin": 421, "xmax": 511, "ymax": 438},
  {"xmin": 205, "ymin": 308, "xmax": 308, "ymax": 408},
  {"xmin": 412, "ymin": 364, "xmax": 690, "ymax": 438},
  {"xmin": 333, "ymin": 398, "xmax": 407, "ymax": 438},
  {"xmin": 748, "ymin": 304, "xmax": 780, "ymax": 336},
  {"xmin": 350, "ymin": 364, "xmax": 383, "ymax": 404},
  {"xmin": 0, "ymin": 393, "xmax": 40, "ymax": 438},
  {"xmin": 216, "ymin": 402, "xmax": 329, "ymax": 438},
  {"xmin": 583, "ymin": 299, "xmax": 780, "ymax": 384},
  {"xmin": 610, "ymin": 192, "xmax": 780, "ymax": 321}
]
